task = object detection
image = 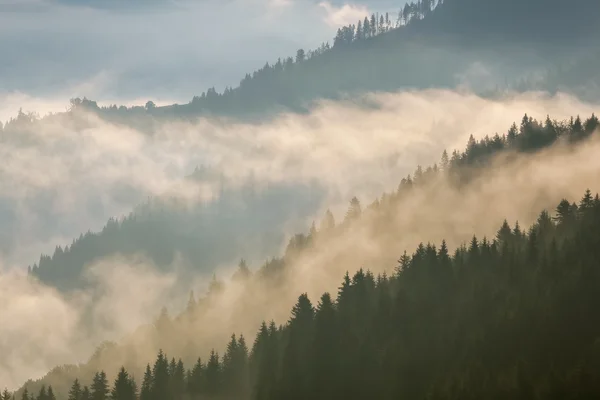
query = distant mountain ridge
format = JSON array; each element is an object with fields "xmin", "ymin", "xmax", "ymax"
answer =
[{"xmin": 61, "ymin": 0, "xmax": 600, "ymax": 122}]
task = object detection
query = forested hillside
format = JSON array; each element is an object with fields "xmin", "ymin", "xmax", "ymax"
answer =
[
  {"xmin": 10, "ymin": 190, "xmax": 600, "ymax": 399},
  {"xmin": 14, "ymin": 112, "xmax": 600, "ymax": 398},
  {"xmin": 28, "ymin": 177, "xmax": 323, "ymax": 292},
  {"xmin": 5, "ymin": 0, "xmax": 600, "ymax": 398},
  {"xmin": 29, "ymin": 113, "xmax": 600, "ymax": 291},
  {"xmin": 61, "ymin": 0, "xmax": 600, "ymax": 121}
]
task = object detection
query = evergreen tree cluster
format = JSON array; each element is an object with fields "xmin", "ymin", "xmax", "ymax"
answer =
[
  {"xmin": 10, "ymin": 112, "xmax": 600, "ymax": 398},
  {"xmin": 28, "ymin": 113, "xmax": 600, "ymax": 291},
  {"xmin": 39, "ymin": 0, "xmax": 600, "ymax": 121},
  {"xmin": 8, "ymin": 188, "xmax": 600, "ymax": 399}
]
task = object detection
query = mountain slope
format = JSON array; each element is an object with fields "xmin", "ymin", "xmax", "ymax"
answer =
[
  {"xmin": 28, "ymin": 113, "xmax": 600, "ymax": 292},
  {"xmin": 67, "ymin": 0, "xmax": 600, "ymax": 121},
  {"xmin": 13, "ymin": 113, "xmax": 600, "ymax": 399}
]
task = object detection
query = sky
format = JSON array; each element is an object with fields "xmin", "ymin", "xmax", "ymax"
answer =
[{"xmin": 0, "ymin": 0, "xmax": 405, "ymax": 113}]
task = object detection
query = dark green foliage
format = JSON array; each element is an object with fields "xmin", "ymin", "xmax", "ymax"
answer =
[
  {"xmin": 35, "ymin": 0, "xmax": 598, "ymax": 125},
  {"xmin": 28, "ymin": 177, "xmax": 323, "ymax": 292},
  {"xmin": 15, "ymin": 113, "xmax": 600, "ymax": 399},
  {"xmin": 80, "ymin": 387, "xmax": 90, "ymax": 400},
  {"xmin": 168, "ymin": 359, "xmax": 185, "ymax": 400},
  {"xmin": 222, "ymin": 334, "xmax": 250, "ymax": 398},
  {"xmin": 28, "ymin": 110, "xmax": 600, "ymax": 297},
  {"xmin": 67, "ymin": 379, "xmax": 81, "ymax": 400},
  {"xmin": 110, "ymin": 368, "xmax": 136, "ymax": 400},
  {"xmin": 151, "ymin": 351, "xmax": 169, "ymax": 400},
  {"xmin": 59, "ymin": 189, "xmax": 600, "ymax": 399},
  {"xmin": 90, "ymin": 373, "xmax": 108, "ymax": 400},
  {"xmin": 139, "ymin": 365, "xmax": 152, "ymax": 400}
]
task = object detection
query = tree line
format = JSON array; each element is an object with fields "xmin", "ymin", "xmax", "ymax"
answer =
[
  {"xmin": 15, "ymin": 111, "xmax": 600, "ymax": 393},
  {"xmin": 8, "ymin": 186, "xmax": 600, "ymax": 399},
  {"xmin": 28, "ymin": 112, "xmax": 600, "ymax": 291}
]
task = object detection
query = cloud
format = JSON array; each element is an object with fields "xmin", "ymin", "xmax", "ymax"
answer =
[
  {"xmin": 318, "ymin": 1, "xmax": 369, "ymax": 27},
  {"xmin": 0, "ymin": 0, "xmax": 341, "ymax": 102},
  {"xmin": 0, "ymin": 257, "xmax": 189, "ymax": 391},
  {"xmin": 1, "ymin": 88, "xmax": 600, "ymax": 392},
  {"xmin": 267, "ymin": 0, "xmax": 294, "ymax": 8},
  {"xmin": 0, "ymin": 88, "xmax": 597, "ymax": 268}
]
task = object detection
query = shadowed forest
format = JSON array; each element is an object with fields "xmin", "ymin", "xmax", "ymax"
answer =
[
  {"xmin": 3, "ymin": 0, "xmax": 600, "ymax": 398},
  {"xmin": 6, "ymin": 112, "xmax": 600, "ymax": 399},
  {"xmin": 52, "ymin": 0, "xmax": 600, "ymax": 121}
]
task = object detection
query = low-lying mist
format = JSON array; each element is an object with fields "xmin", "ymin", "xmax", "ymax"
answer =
[
  {"xmin": 1, "ymin": 88, "xmax": 599, "ymax": 393},
  {"xmin": 0, "ymin": 89, "xmax": 595, "ymax": 267}
]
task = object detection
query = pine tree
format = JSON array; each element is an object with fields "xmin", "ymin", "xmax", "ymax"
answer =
[
  {"xmin": 186, "ymin": 290, "xmax": 196, "ymax": 314},
  {"xmin": 68, "ymin": 379, "xmax": 82, "ymax": 400},
  {"xmin": 396, "ymin": 251, "xmax": 411, "ymax": 275},
  {"xmin": 91, "ymin": 372, "xmax": 109, "ymax": 400},
  {"xmin": 169, "ymin": 360, "xmax": 185, "ymax": 400},
  {"xmin": 251, "ymin": 321, "xmax": 279, "ymax": 400},
  {"xmin": 278, "ymin": 294, "xmax": 315, "ymax": 400},
  {"xmin": 111, "ymin": 367, "xmax": 136, "ymax": 400},
  {"xmin": 139, "ymin": 364, "xmax": 152, "ymax": 400},
  {"xmin": 81, "ymin": 387, "xmax": 91, "ymax": 400},
  {"xmin": 310, "ymin": 292, "xmax": 338, "ymax": 398},
  {"xmin": 440, "ymin": 149, "xmax": 450, "ymax": 171},
  {"xmin": 579, "ymin": 188, "xmax": 594, "ymax": 214},
  {"xmin": 344, "ymin": 197, "xmax": 362, "ymax": 223},
  {"xmin": 496, "ymin": 219, "xmax": 513, "ymax": 246},
  {"xmin": 222, "ymin": 334, "xmax": 238, "ymax": 391},
  {"xmin": 232, "ymin": 259, "xmax": 251, "ymax": 282},
  {"xmin": 188, "ymin": 358, "xmax": 204, "ymax": 397},
  {"xmin": 46, "ymin": 387, "xmax": 55, "ymax": 400},
  {"xmin": 205, "ymin": 350, "xmax": 221, "ymax": 396},
  {"xmin": 320, "ymin": 209, "xmax": 335, "ymax": 232},
  {"xmin": 236, "ymin": 335, "xmax": 250, "ymax": 396},
  {"xmin": 151, "ymin": 350, "xmax": 170, "ymax": 400}
]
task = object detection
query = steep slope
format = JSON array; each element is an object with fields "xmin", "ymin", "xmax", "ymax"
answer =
[
  {"xmin": 67, "ymin": 0, "xmax": 600, "ymax": 121},
  {"xmin": 17, "ymin": 192, "xmax": 600, "ymax": 400},
  {"xmin": 29, "ymin": 179, "xmax": 323, "ymax": 292},
  {"xmin": 28, "ymin": 113, "xmax": 600, "ymax": 292},
  {"xmin": 16, "ymin": 113, "xmax": 600, "ymax": 398}
]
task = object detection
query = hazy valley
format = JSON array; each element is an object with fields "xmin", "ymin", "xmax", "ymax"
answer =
[{"xmin": 2, "ymin": 0, "xmax": 600, "ymax": 399}]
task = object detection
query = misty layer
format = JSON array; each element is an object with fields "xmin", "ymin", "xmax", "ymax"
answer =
[
  {"xmin": 3, "ymin": 89, "xmax": 595, "ymax": 273},
  {"xmin": 5, "ymin": 104, "xmax": 599, "ymax": 396},
  {"xmin": 49, "ymin": 189, "xmax": 600, "ymax": 400}
]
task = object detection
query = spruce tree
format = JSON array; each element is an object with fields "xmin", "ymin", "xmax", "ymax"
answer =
[
  {"xmin": 68, "ymin": 379, "xmax": 82, "ymax": 400},
  {"xmin": 169, "ymin": 360, "xmax": 185, "ymax": 400},
  {"xmin": 188, "ymin": 358, "xmax": 204, "ymax": 397},
  {"xmin": 81, "ymin": 386, "xmax": 91, "ymax": 400},
  {"xmin": 204, "ymin": 350, "xmax": 221, "ymax": 396},
  {"xmin": 91, "ymin": 372, "xmax": 109, "ymax": 400},
  {"xmin": 36, "ymin": 386, "xmax": 46, "ymax": 400},
  {"xmin": 310, "ymin": 292, "xmax": 338, "ymax": 399},
  {"xmin": 139, "ymin": 364, "xmax": 152, "ymax": 400},
  {"xmin": 151, "ymin": 350, "xmax": 170, "ymax": 400},
  {"xmin": 46, "ymin": 387, "xmax": 55, "ymax": 400},
  {"xmin": 278, "ymin": 294, "xmax": 314, "ymax": 400},
  {"xmin": 111, "ymin": 367, "xmax": 136, "ymax": 400}
]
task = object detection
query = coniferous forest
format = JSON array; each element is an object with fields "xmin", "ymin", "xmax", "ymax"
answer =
[
  {"xmin": 7, "ymin": 188, "xmax": 600, "ymax": 400},
  {"xmin": 56, "ymin": 0, "xmax": 600, "ymax": 121},
  {"xmin": 3, "ymin": 0, "xmax": 600, "ymax": 398},
  {"xmin": 4, "ymin": 113, "xmax": 600, "ymax": 399}
]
